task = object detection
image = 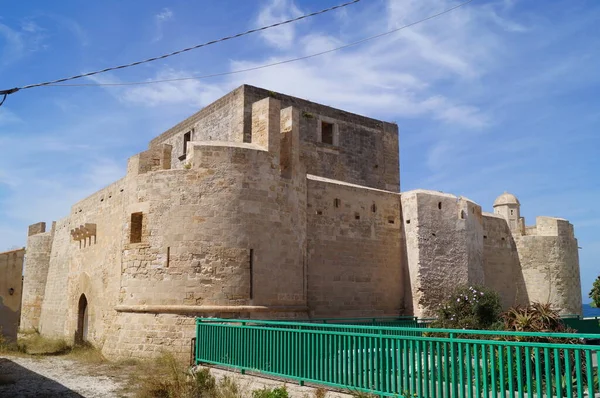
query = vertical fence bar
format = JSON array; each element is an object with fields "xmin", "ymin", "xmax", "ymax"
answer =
[
  {"xmin": 498, "ymin": 345, "xmax": 505, "ymax": 396},
  {"xmin": 565, "ymin": 348, "xmax": 572, "ymax": 398},
  {"xmin": 543, "ymin": 347, "xmax": 551, "ymax": 398},
  {"xmin": 474, "ymin": 344, "xmax": 480, "ymax": 398},
  {"xmin": 424, "ymin": 340, "xmax": 430, "ymax": 398},
  {"xmin": 458, "ymin": 341, "xmax": 464, "ymax": 398},
  {"xmin": 525, "ymin": 347, "xmax": 532, "ymax": 398},
  {"xmin": 436, "ymin": 340, "xmax": 442, "ymax": 398},
  {"xmin": 482, "ymin": 342, "xmax": 488, "ymax": 398},
  {"xmin": 444, "ymin": 341, "xmax": 450, "ymax": 398},
  {"xmin": 466, "ymin": 344, "xmax": 472, "ymax": 398},
  {"xmin": 534, "ymin": 347, "xmax": 542, "ymax": 398},
  {"xmin": 554, "ymin": 348, "xmax": 562, "ymax": 398},
  {"xmin": 575, "ymin": 349, "xmax": 583, "ymax": 398},
  {"xmin": 490, "ymin": 344, "xmax": 497, "ymax": 396},
  {"xmin": 507, "ymin": 345, "xmax": 514, "ymax": 398},
  {"xmin": 585, "ymin": 350, "xmax": 594, "ymax": 397},
  {"xmin": 516, "ymin": 346, "xmax": 523, "ymax": 398}
]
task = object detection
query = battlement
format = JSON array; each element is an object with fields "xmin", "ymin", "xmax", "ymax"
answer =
[
  {"xmin": 147, "ymin": 85, "xmax": 399, "ymax": 191},
  {"xmin": 525, "ymin": 216, "xmax": 574, "ymax": 238}
]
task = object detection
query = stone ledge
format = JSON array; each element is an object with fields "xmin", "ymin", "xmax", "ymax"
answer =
[{"xmin": 114, "ymin": 305, "xmax": 309, "ymax": 314}]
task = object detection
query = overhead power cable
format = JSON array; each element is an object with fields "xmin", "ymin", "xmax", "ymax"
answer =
[
  {"xmin": 38, "ymin": 0, "xmax": 475, "ymax": 88},
  {"xmin": 0, "ymin": 0, "xmax": 361, "ymax": 106}
]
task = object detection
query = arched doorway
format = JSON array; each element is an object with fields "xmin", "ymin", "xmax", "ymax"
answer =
[{"xmin": 76, "ymin": 294, "xmax": 88, "ymax": 344}]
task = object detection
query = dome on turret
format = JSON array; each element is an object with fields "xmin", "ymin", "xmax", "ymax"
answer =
[{"xmin": 493, "ymin": 192, "xmax": 520, "ymax": 207}]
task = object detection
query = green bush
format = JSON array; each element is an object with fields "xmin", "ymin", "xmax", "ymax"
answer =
[
  {"xmin": 590, "ymin": 275, "xmax": 600, "ymax": 308},
  {"xmin": 431, "ymin": 285, "xmax": 502, "ymax": 330},
  {"xmin": 251, "ymin": 386, "xmax": 288, "ymax": 398}
]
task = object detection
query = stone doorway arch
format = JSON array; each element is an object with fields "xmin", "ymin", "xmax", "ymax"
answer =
[{"xmin": 76, "ymin": 294, "xmax": 88, "ymax": 344}]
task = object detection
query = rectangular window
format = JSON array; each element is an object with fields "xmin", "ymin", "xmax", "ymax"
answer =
[
  {"xmin": 130, "ymin": 212, "xmax": 143, "ymax": 243},
  {"xmin": 321, "ymin": 121, "xmax": 334, "ymax": 145},
  {"xmin": 183, "ymin": 131, "xmax": 192, "ymax": 157}
]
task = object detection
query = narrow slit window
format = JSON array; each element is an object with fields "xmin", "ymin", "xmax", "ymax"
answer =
[
  {"xmin": 321, "ymin": 122, "xmax": 334, "ymax": 145},
  {"xmin": 183, "ymin": 131, "xmax": 192, "ymax": 157},
  {"xmin": 334, "ymin": 198, "xmax": 341, "ymax": 208},
  {"xmin": 130, "ymin": 212, "xmax": 143, "ymax": 243},
  {"xmin": 438, "ymin": 202, "xmax": 442, "ymax": 210}
]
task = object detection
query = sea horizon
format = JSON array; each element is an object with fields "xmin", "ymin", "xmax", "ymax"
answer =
[{"xmin": 582, "ymin": 303, "xmax": 600, "ymax": 317}]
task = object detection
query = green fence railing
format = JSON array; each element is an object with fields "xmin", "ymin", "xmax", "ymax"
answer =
[
  {"xmin": 195, "ymin": 318, "xmax": 600, "ymax": 398},
  {"xmin": 562, "ymin": 316, "xmax": 600, "ymax": 335}
]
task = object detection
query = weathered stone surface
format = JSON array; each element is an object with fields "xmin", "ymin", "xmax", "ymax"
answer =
[
  {"xmin": 18, "ymin": 85, "xmax": 582, "ymax": 360},
  {"xmin": 0, "ymin": 248, "xmax": 25, "ymax": 342}
]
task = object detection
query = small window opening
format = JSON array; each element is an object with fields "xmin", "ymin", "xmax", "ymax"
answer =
[
  {"xmin": 316, "ymin": 210, "xmax": 323, "ymax": 215},
  {"xmin": 130, "ymin": 212, "xmax": 143, "ymax": 243},
  {"xmin": 183, "ymin": 131, "xmax": 192, "ymax": 156},
  {"xmin": 484, "ymin": 235, "xmax": 488, "ymax": 239},
  {"xmin": 431, "ymin": 233, "xmax": 436, "ymax": 237},
  {"xmin": 510, "ymin": 209, "xmax": 514, "ymax": 215},
  {"xmin": 371, "ymin": 204, "xmax": 377, "ymax": 213},
  {"xmin": 501, "ymin": 237, "xmax": 506, "ymax": 241},
  {"xmin": 334, "ymin": 198, "xmax": 341, "ymax": 208},
  {"xmin": 388, "ymin": 217, "xmax": 395, "ymax": 224},
  {"xmin": 166, "ymin": 247, "xmax": 170, "ymax": 268},
  {"xmin": 438, "ymin": 202, "xmax": 442, "ymax": 210},
  {"xmin": 460, "ymin": 210, "xmax": 466, "ymax": 219},
  {"xmin": 355, "ymin": 213, "xmax": 360, "ymax": 220},
  {"xmin": 405, "ymin": 219, "xmax": 410, "ymax": 224},
  {"xmin": 321, "ymin": 122, "xmax": 334, "ymax": 145},
  {"xmin": 471, "ymin": 208, "xmax": 475, "ymax": 214}
]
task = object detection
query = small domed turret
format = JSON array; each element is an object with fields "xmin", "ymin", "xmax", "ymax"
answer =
[
  {"xmin": 493, "ymin": 192, "xmax": 522, "ymax": 233},
  {"xmin": 493, "ymin": 192, "xmax": 520, "ymax": 207}
]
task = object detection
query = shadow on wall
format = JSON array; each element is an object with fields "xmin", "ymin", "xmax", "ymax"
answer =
[
  {"xmin": 400, "ymin": 209, "xmax": 413, "ymax": 316},
  {"xmin": 507, "ymin": 234, "xmax": 529, "ymax": 308},
  {"xmin": 0, "ymin": 296, "xmax": 20, "ymax": 343},
  {"xmin": 0, "ymin": 358, "xmax": 84, "ymax": 397}
]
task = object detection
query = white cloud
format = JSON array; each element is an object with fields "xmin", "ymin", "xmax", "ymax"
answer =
[
  {"xmin": 154, "ymin": 8, "xmax": 174, "ymax": 42},
  {"xmin": 255, "ymin": 0, "xmax": 302, "ymax": 50},
  {"xmin": 86, "ymin": 70, "xmax": 228, "ymax": 108}
]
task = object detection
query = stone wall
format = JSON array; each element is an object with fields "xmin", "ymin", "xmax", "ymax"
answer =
[
  {"xmin": 21, "ymin": 223, "xmax": 53, "ymax": 331},
  {"xmin": 482, "ymin": 213, "xmax": 528, "ymax": 309},
  {"xmin": 306, "ymin": 176, "xmax": 404, "ymax": 317},
  {"xmin": 0, "ymin": 248, "xmax": 25, "ymax": 342},
  {"xmin": 150, "ymin": 86, "xmax": 246, "ymax": 169},
  {"xmin": 516, "ymin": 217, "xmax": 582, "ymax": 315},
  {"xmin": 150, "ymin": 85, "xmax": 400, "ymax": 192},
  {"xmin": 401, "ymin": 190, "xmax": 484, "ymax": 317}
]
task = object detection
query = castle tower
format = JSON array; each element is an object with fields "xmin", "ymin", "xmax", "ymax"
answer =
[{"xmin": 493, "ymin": 192, "xmax": 522, "ymax": 234}]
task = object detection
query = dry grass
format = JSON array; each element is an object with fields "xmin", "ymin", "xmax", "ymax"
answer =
[
  {"xmin": 133, "ymin": 353, "xmax": 246, "ymax": 398},
  {"xmin": 17, "ymin": 333, "xmax": 69, "ymax": 355}
]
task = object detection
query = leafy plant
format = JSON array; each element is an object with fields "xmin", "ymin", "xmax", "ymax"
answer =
[
  {"xmin": 252, "ymin": 386, "xmax": 288, "ymax": 398},
  {"xmin": 590, "ymin": 275, "xmax": 600, "ymax": 307},
  {"xmin": 431, "ymin": 285, "xmax": 502, "ymax": 331}
]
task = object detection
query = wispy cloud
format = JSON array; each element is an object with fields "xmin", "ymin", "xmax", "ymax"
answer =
[
  {"xmin": 255, "ymin": 0, "xmax": 302, "ymax": 50},
  {"xmin": 153, "ymin": 8, "xmax": 174, "ymax": 42},
  {"xmin": 86, "ymin": 70, "xmax": 227, "ymax": 108}
]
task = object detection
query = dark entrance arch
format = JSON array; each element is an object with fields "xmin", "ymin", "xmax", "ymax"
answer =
[{"xmin": 76, "ymin": 294, "xmax": 88, "ymax": 344}]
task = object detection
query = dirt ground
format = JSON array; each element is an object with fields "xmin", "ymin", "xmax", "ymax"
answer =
[{"xmin": 0, "ymin": 354, "xmax": 136, "ymax": 398}]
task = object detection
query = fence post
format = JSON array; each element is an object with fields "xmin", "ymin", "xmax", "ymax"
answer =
[
  {"xmin": 450, "ymin": 332, "xmax": 458, "ymax": 398},
  {"xmin": 241, "ymin": 322, "xmax": 246, "ymax": 375}
]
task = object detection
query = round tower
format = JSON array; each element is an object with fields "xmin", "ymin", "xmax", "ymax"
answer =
[{"xmin": 493, "ymin": 192, "xmax": 521, "ymax": 233}]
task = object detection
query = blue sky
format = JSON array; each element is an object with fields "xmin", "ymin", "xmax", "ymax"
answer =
[{"xmin": 0, "ymin": 0, "xmax": 598, "ymax": 302}]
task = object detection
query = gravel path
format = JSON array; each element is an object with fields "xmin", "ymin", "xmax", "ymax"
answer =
[{"xmin": 0, "ymin": 355, "xmax": 134, "ymax": 398}]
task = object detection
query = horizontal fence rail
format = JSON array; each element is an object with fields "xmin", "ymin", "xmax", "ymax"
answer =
[{"xmin": 195, "ymin": 318, "xmax": 600, "ymax": 398}]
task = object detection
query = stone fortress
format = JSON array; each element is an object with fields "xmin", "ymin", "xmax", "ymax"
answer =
[{"xmin": 4, "ymin": 85, "xmax": 581, "ymax": 358}]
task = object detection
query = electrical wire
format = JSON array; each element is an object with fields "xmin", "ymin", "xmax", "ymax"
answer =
[
  {"xmin": 0, "ymin": 0, "xmax": 362, "ymax": 105},
  {"xmin": 43, "ymin": 0, "xmax": 475, "ymax": 88}
]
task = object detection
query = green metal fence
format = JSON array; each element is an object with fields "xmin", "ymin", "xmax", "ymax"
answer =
[
  {"xmin": 562, "ymin": 316, "xmax": 600, "ymax": 335},
  {"xmin": 195, "ymin": 318, "xmax": 600, "ymax": 397}
]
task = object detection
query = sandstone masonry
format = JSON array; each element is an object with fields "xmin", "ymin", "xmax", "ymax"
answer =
[{"xmin": 14, "ymin": 85, "xmax": 582, "ymax": 359}]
